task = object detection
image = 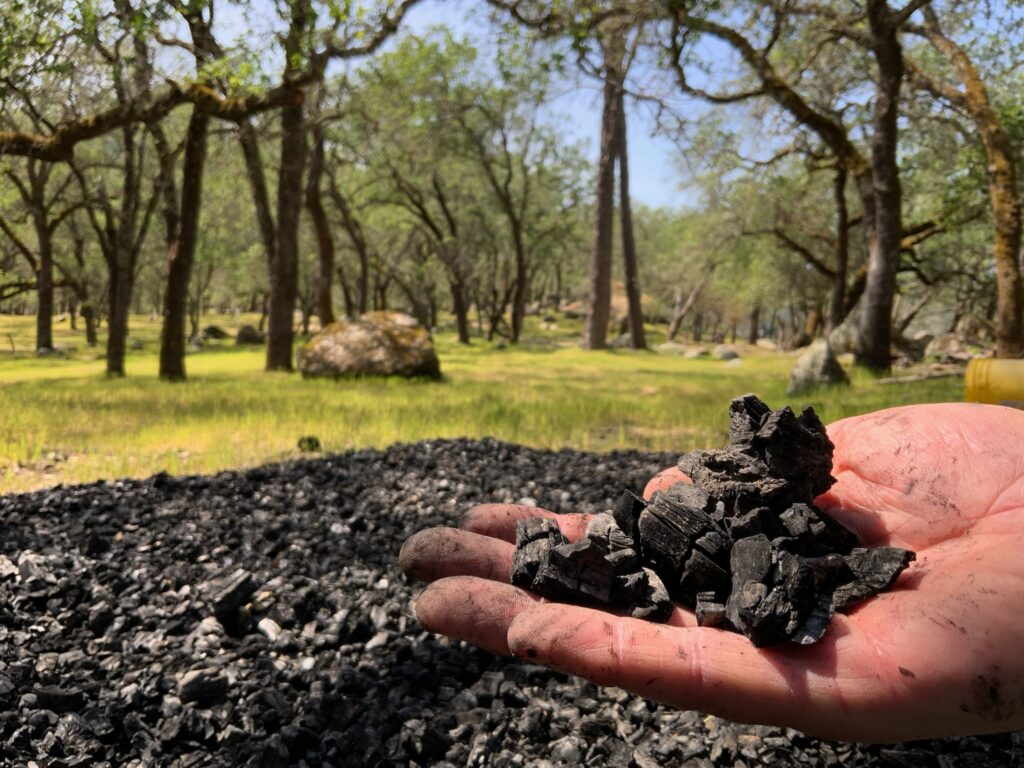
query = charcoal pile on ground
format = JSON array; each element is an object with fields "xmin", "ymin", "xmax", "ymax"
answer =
[
  {"xmin": 512, "ymin": 394, "xmax": 915, "ymax": 646},
  {"xmin": 0, "ymin": 439, "xmax": 1017, "ymax": 766}
]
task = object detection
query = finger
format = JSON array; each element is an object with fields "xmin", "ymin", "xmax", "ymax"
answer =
[
  {"xmin": 460, "ymin": 503, "xmax": 593, "ymax": 543},
  {"xmin": 504, "ymin": 602, "xmax": 887, "ymax": 739},
  {"xmin": 400, "ymin": 527, "xmax": 514, "ymax": 583},
  {"xmin": 643, "ymin": 467, "xmax": 690, "ymax": 499},
  {"xmin": 415, "ymin": 576, "xmax": 539, "ymax": 655}
]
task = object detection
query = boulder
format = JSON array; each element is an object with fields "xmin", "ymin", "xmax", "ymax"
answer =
[
  {"xmin": 713, "ymin": 344, "xmax": 739, "ymax": 361},
  {"xmin": 755, "ymin": 338, "xmax": 777, "ymax": 351},
  {"xmin": 202, "ymin": 325, "xmax": 231, "ymax": 341},
  {"xmin": 235, "ymin": 325, "xmax": 265, "ymax": 346},
  {"xmin": 828, "ymin": 320, "xmax": 859, "ymax": 355},
  {"xmin": 787, "ymin": 339, "xmax": 850, "ymax": 396},
  {"xmin": 296, "ymin": 311, "xmax": 441, "ymax": 379},
  {"xmin": 684, "ymin": 346, "xmax": 710, "ymax": 359},
  {"xmin": 655, "ymin": 341, "xmax": 688, "ymax": 355}
]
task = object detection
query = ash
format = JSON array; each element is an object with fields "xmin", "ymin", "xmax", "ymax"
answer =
[{"xmin": 0, "ymin": 439, "xmax": 1017, "ymax": 766}]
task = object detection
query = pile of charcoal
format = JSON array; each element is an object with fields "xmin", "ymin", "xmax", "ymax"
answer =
[
  {"xmin": 511, "ymin": 395, "xmax": 915, "ymax": 646},
  {"xmin": 0, "ymin": 438, "xmax": 1018, "ymax": 765}
]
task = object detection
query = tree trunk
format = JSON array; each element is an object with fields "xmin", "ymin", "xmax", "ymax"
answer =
[
  {"xmin": 266, "ymin": 96, "xmax": 306, "ymax": 371},
  {"xmin": 451, "ymin": 278, "xmax": 471, "ymax": 344},
  {"xmin": 106, "ymin": 260, "xmax": 132, "ymax": 376},
  {"xmin": 510, "ymin": 225, "xmax": 528, "ymax": 343},
  {"xmin": 857, "ymin": 0, "xmax": 904, "ymax": 373},
  {"xmin": 829, "ymin": 167, "xmax": 849, "ymax": 332},
  {"xmin": 616, "ymin": 86, "xmax": 646, "ymax": 350},
  {"xmin": 82, "ymin": 305, "xmax": 98, "ymax": 346},
  {"xmin": 747, "ymin": 304, "xmax": 760, "ymax": 345},
  {"xmin": 159, "ymin": 110, "xmax": 210, "ymax": 381},
  {"xmin": 693, "ymin": 312, "xmax": 703, "ymax": 343},
  {"xmin": 582, "ymin": 63, "xmax": 620, "ymax": 350},
  {"xmin": 34, "ymin": 227, "xmax": 54, "ymax": 351},
  {"xmin": 305, "ymin": 126, "xmax": 335, "ymax": 328}
]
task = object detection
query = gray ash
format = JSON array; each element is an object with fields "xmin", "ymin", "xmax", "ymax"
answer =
[{"xmin": 511, "ymin": 394, "xmax": 915, "ymax": 647}]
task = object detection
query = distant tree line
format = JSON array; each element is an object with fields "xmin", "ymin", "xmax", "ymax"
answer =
[{"xmin": 0, "ymin": 0, "xmax": 1021, "ymax": 380}]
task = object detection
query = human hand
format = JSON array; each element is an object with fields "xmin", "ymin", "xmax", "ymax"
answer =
[{"xmin": 400, "ymin": 403, "xmax": 1024, "ymax": 742}]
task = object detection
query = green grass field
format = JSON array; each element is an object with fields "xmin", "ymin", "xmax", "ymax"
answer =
[{"xmin": 0, "ymin": 312, "xmax": 962, "ymax": 493}]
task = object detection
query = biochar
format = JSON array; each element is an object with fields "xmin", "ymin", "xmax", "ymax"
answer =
[{"xmin": 510, "ymin": 394, "xmax": 916, "ymax": 646}]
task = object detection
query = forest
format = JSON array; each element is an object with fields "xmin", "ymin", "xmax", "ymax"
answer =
[{"xmin": 1, "ymin": 0, "xmax": 1022, "ymax": 383}]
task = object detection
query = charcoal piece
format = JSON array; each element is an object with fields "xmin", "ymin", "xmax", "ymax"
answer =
[
  {"xmin": 661, "ymin": 482, "xmax": 714, "ymax": 514},
  {"xmin": 515, "ymin": 517, "xmax": 564, "ymax": 547},
  {"xmin": 637, "ymin": 488, "xmax": 717, "ymax": 583},
  {"xmin": 531, "ymin": 538, "xmax": 618, "ymax": 604},
  {"xmin": 728, "ymin": 393, "xmax": 773, "ymax": 446},
  {"xmin": 778, "ymin": 503, "xmax": 859, "ymax": 555},
  {"xmin": 832, "ymin": 547, "xmax": 916, "ymax": 610},
  {"xmin": 693, "ymin": 530, "xmax": 728, "ymax": 561},
  {"xmin": 791, "ymin": 590, "xmax": 835, "ymax": 645},
  {"xmin": 679, "ymin": 549, "xmax": 730, "ymax": 603},
  {"xmin": 773, "ymin": 550, "xmax": 816, "ymax": 633},
  {"xmin": 510, "ymin": 518, "xmax": 566, "ymax": 588},
  {"xmin": 586, "ymin": 513, "xmax": 637, "ymax": 565},
  {"xmin": 613, "ymin": 568, "xmax": 672, "ymax": 622},
  {"xmin": 612, "ymin": 490, "xmax": 646, "ymax": 539},
  {"xmin": 678, "ymin": 449, "xmax": 789, "ymax": 513},
  {"xmin": 178, "ymin": 669, "xmax": 228, "ymax": 705},
  {"xmin": 208, "ymin": 568, "xmax": 259, "ymax": 621},
  {"xmin": 695, "ymin": 591, "xmax": 730, "ymax": 629},
  {"xmin": 34, "ymin": 685, "xmax": 86, "ymax": 713},
  {"xmin": 726, "ymin": 581, "xmax": 798, "ymax": 648},
  {"xmin": 730, "ymin": 535, "xmax": 772, "ymax": 585},
  {"xmin": 728, "ymin": 507, "xmax": 780, "ymax": 540}
]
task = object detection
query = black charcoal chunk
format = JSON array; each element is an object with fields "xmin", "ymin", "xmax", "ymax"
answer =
[
  {"xmin": 695, "ymin": 591, "xmax": 730, "ymax": 629},
  {"xmin": 730, "ymin": 535, "xmax": 773, "ymax": 585},
  {"xmin": 208, "ymin": 568, "xmax": 259, "ymax": 621},
  {"xmin": 728, "ymin": 393, "xmax": 773, "ymax": 446},
  {"xmin": 612, "ymin": 490, "xmax": 646, "ymax": 539},
  {"xmin": 832, "ymin": 547, "xmax": 916, "ymax": 609},
  {"xmin": 679, "ymin": 549, "xmax": 730, "ymax": 603},
  {"xmin": 510, "ymin": 518, "xmax": 566, "ymax": 588},
  {"xmin": 613, "ymin": 568, "xmax": 672, "ymax": 622}
]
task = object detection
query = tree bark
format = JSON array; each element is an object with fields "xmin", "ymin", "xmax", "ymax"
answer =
[
  {"xmin": 747, "ymin": 304, "xmax": 760, "ymax": 345},
  {"xmin": 582, "ymin": 59, "xmax": 620, "ymax": 350},
  {"xmin": 159, "ymin": 110, "xmax": 210, "ymax": 381},
  {"xmin": 616, "ymin": 86, "xmax": 645, "ymax": 350},
  {"xmin": 857, "ymin": 0, "xmax": 904, "ymax": 373},
  {"xmin": 305, "ymin": 125, "xmax": 335, "ymax": 327},
  {"xmin": 266, "ymin": 93, "xmax": 307, "ymax": 371},
  {"xmin": 33, "ymin": 219, "xmax": 54, "ymax": 351},
  {"xmin": 828, "ymin": 167, "xmax": 849, "ymax": 332},
  {"xmin": 451, "ymin": 277, "xmax": 471, "ymax": 344}
]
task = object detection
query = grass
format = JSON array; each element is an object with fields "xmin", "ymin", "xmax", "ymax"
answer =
[{"xmin": 0, "ymin": 311, "xmax": 963, "ymax": 493}]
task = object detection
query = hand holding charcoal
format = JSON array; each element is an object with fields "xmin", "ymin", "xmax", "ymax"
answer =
[{"xmin": 400, "ymin": 403, "xmax": 1024, "ymax": 742}]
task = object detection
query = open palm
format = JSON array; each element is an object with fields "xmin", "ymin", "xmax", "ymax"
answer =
[{"xmin": 400, "ymin": 403, "xmax": 1024, "ymax": 742}]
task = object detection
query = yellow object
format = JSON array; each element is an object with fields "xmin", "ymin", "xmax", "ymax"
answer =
[{"xmin": 965, "ymin": 358, "xmax": 1024, "ymax": 406}]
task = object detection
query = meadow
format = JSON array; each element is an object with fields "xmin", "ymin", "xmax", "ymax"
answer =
[{"xmin": 0, "ymin": 312, "xmax": 962, "ymax": 494}]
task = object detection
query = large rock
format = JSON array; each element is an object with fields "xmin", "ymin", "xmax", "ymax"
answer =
[
  {"xmin": 925, "ymin": 333, "xmax": 971, "ymax": 363},
  {"xmin": 787, "ymin": 339, "xmax": 849, "ymax": 395},
  {"xmin": 235, "ymin": 325, "xmax": 265, "ymax": 345},
  {"xmin": 297, "ymin": 311, "xmax": 441, "ymax": 379},
  {"xmin": 713, "ymin": 344, "xmax": 739, "ymax": 360},
  {"xmin": 828, "ymin": 319, "xmax": 859, "ymax": 355}
]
